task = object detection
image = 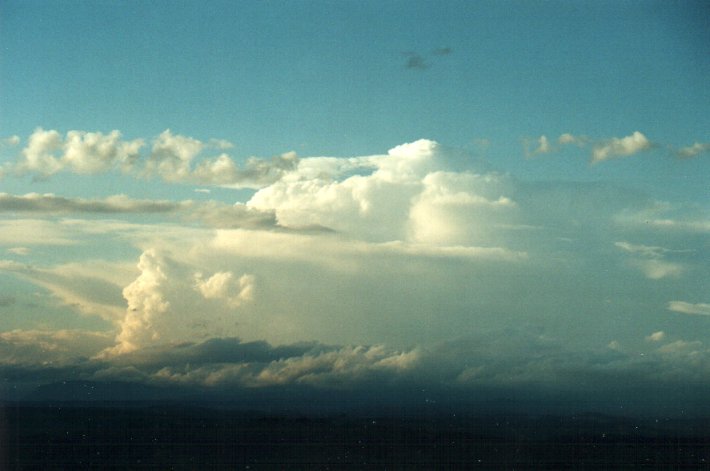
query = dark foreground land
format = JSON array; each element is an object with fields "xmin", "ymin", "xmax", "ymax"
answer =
[{"xmin": 3, "ymin": 404, "xmax": 710, "ymax": 469}]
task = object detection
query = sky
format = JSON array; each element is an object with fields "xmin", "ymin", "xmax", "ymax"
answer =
[{"xmin": 0, "ymin": 0, "xmax": 709, "ymax": 414}]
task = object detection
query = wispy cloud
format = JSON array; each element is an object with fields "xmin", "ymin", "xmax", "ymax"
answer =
[
  {"xmin": 614, "ymin": 240, "xmax": 687, "ymax": 279},
  {"xmin": 0, "ymin": 193, "xmax": 183, "ymax": 214},
  {"xmin": 676, "ymin": 142, "xmax": 710, "ymax": 159},
  {"xmin": 403, "ymin": 47, "xmax": 453, "ymax": 70},
  {"xmin": 403, "ymin": 52, "xmax": 429, "ymax": 70},
  {"xmin": 668, "ymin": 301, "xmax": 710, "ymax": 316}
]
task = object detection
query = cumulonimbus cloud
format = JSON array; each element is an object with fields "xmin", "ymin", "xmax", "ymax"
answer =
[{"xmin": 98, "ymin": 249, "xmax": 256, "ymax": 357}]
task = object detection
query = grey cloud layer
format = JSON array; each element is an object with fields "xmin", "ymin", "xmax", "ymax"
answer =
[{"xmin": 3, "ymin": 332, "xmax": 710, "ymax": 415}]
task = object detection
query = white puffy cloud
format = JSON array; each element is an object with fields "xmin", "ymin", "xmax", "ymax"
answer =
[
  {"xmin": 138, "ymin": 129, "xmax": 298, "ymax": 187},
  {"xmin": 15, "ymin": 128, "xmax": 144, "ymax": 177},
  {"xmin": 192, "ymin": 151, "xmax": 298, "ymax": 188},
  {"xmin": 145, "ymin": 129, "xmax": 204, "ymax": 181},
  {"xmin": 248, "ymin": 139, "xmax": 518, "ymax": 248},
  {"xmin": 668, "ymin": 301, "xmax": 710, "ymax": 316},
  {"xmin": 646, "ymin": 331, "xmax": 665, "ymax": 342},
  {"xmin": 591, "ymin": 131, "xmax": 651, "ymax": 163},
  {"xmin": 100, "ymin": 249, "xmax": 255, "ymax": 357},
  {"xmin": 62, "ymin": 130, "xmax": 143, "ymax": 173},
  {"xmin": 7, "ymin": 128, "xmax": 297, "ymax": 188},
  {"xmin": 18, "ymin": 128, "xmax": 63, "ymax": 176},
  {"xmin": 195, "ymin": 271, "xmax": 254, "ymax": 307}
]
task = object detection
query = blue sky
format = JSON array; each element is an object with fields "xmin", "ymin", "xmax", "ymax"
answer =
[{"xmin": 0, "ymin": 0, "xmax": 708, "ymax": 412}]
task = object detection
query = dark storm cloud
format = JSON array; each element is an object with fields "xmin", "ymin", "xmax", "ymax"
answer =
[
  {"xmin": 109, "ymin": 337, "xmax": 328, "ymax": 369},
  {"xmin": 2, "ymin": 330, "xmax": 710, "ymax": 416}
]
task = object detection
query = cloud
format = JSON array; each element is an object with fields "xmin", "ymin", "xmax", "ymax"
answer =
[
  {"xmin": 657, "ymin": 339, "xmax": 703, "ymax": 355},
  {"xmin": 2, "ymin": 135, "xmax": 20, "ymax": 146},
  {"xmin": 614, "ymin": 241, "xmax": 675, "ymax": 258},
  {"xmin": 0, "ymin": 193, "xmax": 183, "ymax": 214},
  {"xmin": 525, "ymin": 135, "xmax": 552, "ymax": 157},
  {"xmin": 208, "ymin": 138, "xmax": 235, "ymax": 150},
  {"xmin": 432, "ymin": 47, "xmax": 453, "ymax": 56},
  {"xmin": 145, "ymin": 129, "xmax": 204, "ymax": 181},
  {"xmin": 185, "ymin": 201, "xmax": 278, "ymax": 229},
  {"xmin": 6, "ymin": 129, "xmax": 298, "ymax": 189},
  {"xmin": 14, "ymin": 128, "xmax": 144, "ymax": 177},
  {"xmin": 668, "ymin": 301, "xmax": 710, "ymax": 316},
  {"xmin": 631, "ymin": 259, "xmax": 684, "ymax": 279},
  {"xmin": 591, "ymin": 131, "xmax": 652, "ymax": 163},
  {"xmin": 3, "ymin": 327, "xmax": 710, "ymax": 415},
  {"xmin": 194, "ymin": 271, "xmax": 254, "ymax": 307},
  {"xmin": 192, "ymin": 151, "xmax": 298, "ymax": 188},
  {"xmin": 616, "ymin": 202, "xmax": 710, "ymax": 235},
  {"xmin": 7, "ymin": 247, "xmax": 30, "ymax": 256},
  {"xmin": 403, "ymin": 47, "xmax": 452, "ymax": 70},
  {"xmin": 676, "ymin": 142, "xmax": 710, "ymax": 159},
  {"xmin": 523, "ymin": 132, "xmax": 656, "ymax": 163},
  {"xmin": 62, "ymin": 130, "xmax": 143, "ymax": 174},
  {"xmin": 646, "ymin": 331, "xmax": 665, "ymax": 342},
  {"xmin": 0, "ymin": 195, "xmax": 279, "ymax": 235},
  {"xmin": 614, "ymin": 241, "xmax": 687, "ymax": 279},
  {"xmin": 403, "ymin": 53, "xmax": 428, "ymax": 70},
  {"xmin": 645, "ymin": 218, "xmax": 710, "ymax": 233},
  {"xmin": 142, "ymin": 130, "xmax": 298, "ymax": 188},
  {"xmin": 100, "ymin": 249, "xmax": 255, "ymax": 357},
  {"xmin": 557, "ymin": 133, "xmax": 588, "ymax": 146},
  {"xmin": 0, "ymin": 329, "xmax": 113, "ymax": 364},
  {"xmin": 248, "ymin": 139, "xmax": 519, "ymax": 248},
  {"xmin": 0, "ymin": 219, "xmax": 78, "ymax": 245},
  {"xmin": 0, "ymin": 137, "xmax": 706, "ymax": 395},
  {"xmin": 0, "ymin": 258, "xmax": 133, "ymax": 321}
]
